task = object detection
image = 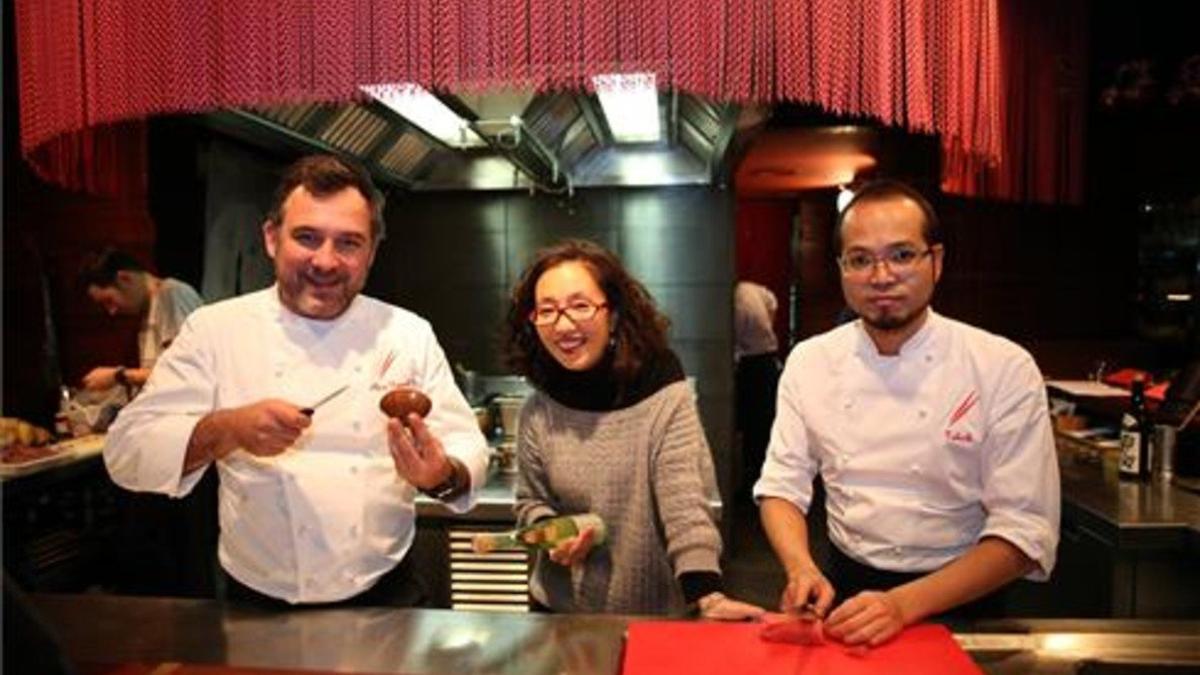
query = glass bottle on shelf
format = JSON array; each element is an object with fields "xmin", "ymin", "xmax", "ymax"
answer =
[
  {"xmin": 54, "ymin": 386, "xmax": 73, "ymax": 438},
  {"xmin": 1119, "ymin": 376, "xmax": 1152, "ymax": 480}
]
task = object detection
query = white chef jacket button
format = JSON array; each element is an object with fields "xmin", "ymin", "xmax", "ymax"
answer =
[
  {"xmin": 353, "ymin": 421, "xmax": 361, "ymax": 431},
  {"xmin": 349, "ymin": 525, "xmax": 358, "ymax": 537},
  {"xmin": 843, "ymin": 400, "xmax": 852, "ymax": 410},
  {"xmin": 910, "ymin": 464, "xmax": 921, "ymax": 474},
  {"xmin": 274, "ymin": 370, "xmax": 283, "ymax": 378},
  {"xmin": 349, "ymin": 465, "xmax": 359, "ymax": 475},
  {"xmin": 918, "ymin": 409, "xmax": 927, "ymax": 419},
  {"xmin": 355, "ymin": 365, "xmax": 362, "ymax": 373},
  {"xmin": 924, "ymin": 354, "xmax": 933, "ymax": 363}
]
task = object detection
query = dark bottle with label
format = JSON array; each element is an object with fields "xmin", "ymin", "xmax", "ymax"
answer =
[{"xmin": 1119, "ymin": 377, "xmax": 1151, "ymax": 480}]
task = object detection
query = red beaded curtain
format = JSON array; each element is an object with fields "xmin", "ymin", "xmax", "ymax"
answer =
[
  {"xmin": 16, "ymin": 0, "xmax": 1011, "ymax": 198},
  {"xmin": 943, "ymin": 0, "xmax": 1086, "ymax": 203}
]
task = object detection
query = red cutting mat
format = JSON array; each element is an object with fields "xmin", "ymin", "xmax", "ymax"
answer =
[{"xmin": 623, "ymin": 621, "xmax": 981, "ymax": 675}]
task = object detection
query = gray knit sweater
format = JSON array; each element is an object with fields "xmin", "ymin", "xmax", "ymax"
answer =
[{"xmin": 514, "ymin": 380, "xmax": 722, "ymax": 615}]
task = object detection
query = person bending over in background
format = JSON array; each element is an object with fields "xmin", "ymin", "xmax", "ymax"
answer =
[
  {"xmin": 79, "ymin": 248, "xmax": 203, "ymax": 391},
  {"xmin": 756, "ymin": 180, "xmax": 1060, "ymax": 646},
  {"xmin": 505, "ymin": 238, "xmax": 763, "ymax": 619}
]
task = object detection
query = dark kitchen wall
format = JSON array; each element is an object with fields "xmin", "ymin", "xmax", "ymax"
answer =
[{"xmin": 368, "ymin": 187, "xmax": 737, "ymax": 498}]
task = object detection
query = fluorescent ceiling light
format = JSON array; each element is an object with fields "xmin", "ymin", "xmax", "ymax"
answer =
[
  {"xmin": 592, "ymin": 73, "xmax": 661, "ymax": 143},
  {"xmin": 361, "ymin": 83, "xmax": 486, "ymax": 149},
  {"xmin": 836, "ymin": 185, "xmax": 855, "ymax": 212}
]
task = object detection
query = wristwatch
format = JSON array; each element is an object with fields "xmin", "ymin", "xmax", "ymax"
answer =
[
  {"xmin": 420, "ymin": 457, "xmax": 467, "ymax": 501},
  {"xmin": 114, "ymin": 366, "xmax": 129, "ymax": 386}
]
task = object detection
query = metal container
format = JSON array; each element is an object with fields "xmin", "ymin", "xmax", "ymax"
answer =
[
  {"xmin": 494, "ymin": 396, "xmax": 525, "ymax": 439},
  {"xmin": 493, "ymin": 440, "xmax": 518, "ymax": 474},
  {"xmin": 1153, "ymin": 424, "xmax": 1177, "ymax": 478}
]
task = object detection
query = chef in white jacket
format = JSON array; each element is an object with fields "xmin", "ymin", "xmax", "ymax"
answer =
[
  {"xmin": 105, "ymin": 155, "xmax": 489, "ymax": 608},
  {"xmin": 756, "ymin": 180, "xmax": 1059, "ymax": 646}
]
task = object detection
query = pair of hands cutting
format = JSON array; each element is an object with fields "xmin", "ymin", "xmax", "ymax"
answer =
[
  {"xmin": 217, "ymin": 399, "xmax": 452, "ymax": 490},
  {"xmin": 777, "ymin": 565, "xmax": 907, "ymax": 647}
]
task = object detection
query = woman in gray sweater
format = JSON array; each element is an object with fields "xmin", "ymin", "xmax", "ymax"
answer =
[{"xmin": 504, "ymin": 239, "xmax": 762, "ymax": 619}]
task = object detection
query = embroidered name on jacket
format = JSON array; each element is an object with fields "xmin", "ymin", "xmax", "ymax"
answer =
[{"xmin": 944, "ymin": 390, "xmax": 979, "ymax": 443}]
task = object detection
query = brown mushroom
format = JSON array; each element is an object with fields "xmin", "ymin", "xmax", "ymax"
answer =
[{"xmin": 379, "ymin": 387, "xmax": 432, "ymax": 421}]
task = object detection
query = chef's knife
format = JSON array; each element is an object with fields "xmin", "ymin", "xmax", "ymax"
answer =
[{"xmin": 300, "ymin": 384, "xmax": 349, "ymax": 416}]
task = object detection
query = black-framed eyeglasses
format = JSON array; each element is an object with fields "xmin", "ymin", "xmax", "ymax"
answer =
[
  {"xmin": 837, "ymin": 246, "xmax": 936, "ymax": 276},
  {"xmin": 529, "ymin": 299, "xmax": 608, "ymax": 326}
]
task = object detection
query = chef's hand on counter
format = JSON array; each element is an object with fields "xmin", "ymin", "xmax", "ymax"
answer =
[
  {"xmin": 387, "ymin": 413, "xmax": 455, "ymax": 491},
  {"xmin": 82, "ymin": 365, "xmax": 148, "ymax": 390},
  {"xmin": 548, "ymin": 526, "xmax": 596, "ymax": 567},
  {"xmin": 780, "ymin": 563, "xmax": 835, "ymax": 619},
  {"xmin": 697, "ymin": 592, "xmax": 766, "ymax": 621},
  {"xmin": 823, "ymin": 590, "xmax": 906, "ymax": 647},
  {"xmin": 183, "ymin": 400, "xmax": 311, "ymax": 472},
  {"xmin": 82, "ymin": 366, "xmax": 120, "ymax": 390}
]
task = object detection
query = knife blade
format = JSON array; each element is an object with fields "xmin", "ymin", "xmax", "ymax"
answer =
[{"xmin": 300, "ymin": 384, "xmax": 349, "ymax": 416}]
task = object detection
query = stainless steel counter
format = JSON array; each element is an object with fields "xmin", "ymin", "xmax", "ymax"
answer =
[
  {"xmin": 27, "ymin": 594, "xmax": 1200, "ymax": 674},
  {"xmin": 1057, "ymin": 445, "xmax": 1200, "ymax": 549}
]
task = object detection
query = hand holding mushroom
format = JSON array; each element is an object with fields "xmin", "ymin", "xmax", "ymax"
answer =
[{"xmin": 380, "ymin": 387, "xmax": 454, "ymax": 490}]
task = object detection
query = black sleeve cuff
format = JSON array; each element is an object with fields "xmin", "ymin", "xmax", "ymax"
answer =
[{"xmin": 679, "ymin": 571, "xmax": 723, "ymax": 604}]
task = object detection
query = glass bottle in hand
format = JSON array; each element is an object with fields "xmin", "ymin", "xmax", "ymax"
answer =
[{"xmin": 472, "ymin": 514, "xmax": 606, "ymax": 553}]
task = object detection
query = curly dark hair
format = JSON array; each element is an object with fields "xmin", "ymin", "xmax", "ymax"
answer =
[
  {"xmin": 266, "ymin": 154, "xmax": 386, "ymax": 241},
  {"xmin": 505, "ymin": 239, "xmax": 672, "ymax": 388}
]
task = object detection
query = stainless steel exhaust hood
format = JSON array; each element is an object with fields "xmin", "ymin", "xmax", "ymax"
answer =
[{"xmin": 203, "ymin": 88, "xmax": 758, "ymax": 193}]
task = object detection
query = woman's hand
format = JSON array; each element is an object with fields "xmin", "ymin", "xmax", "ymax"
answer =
[
  {"xmin": 698, "ymin": 592, "xmax": 765, "ymax": 621},
  {"xmin": 547, "ymin": 526, "xmax": 596, "ymax": 566}
]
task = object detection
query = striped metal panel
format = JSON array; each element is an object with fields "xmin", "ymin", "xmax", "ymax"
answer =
[{"xmin": 448, "ymin": 527, "xmax": 531, "ymax": 612}]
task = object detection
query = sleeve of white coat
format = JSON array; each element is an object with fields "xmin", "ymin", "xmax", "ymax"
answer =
[
  {"xmin": 104, "ymin": 312, "xmax": 215, "ymax": 498},
  {"xmin": 415, "ymin": 321, "xmax": 490, "ymax": 513},
  {"xmin": 978, "ymin": 352, "xmax": 1061, "ymax": 580},
  {"xmin": 752, "ymin": 346, "xmax": 819, "ymax": 514}
]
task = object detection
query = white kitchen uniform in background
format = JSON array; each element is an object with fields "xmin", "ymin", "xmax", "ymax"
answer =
[
  {"xmin": 137, "ymin": 277, "xmax": 203, "ymax": 369},
  {"xmin": 754, "ymin": 311, "xmax": 1060, "ymax": 579},
  {"xmin": 734, "ymin": 281, "xmax": 779, "ymax": 360},
  {"xmin": 106, "ymin": 286, "xmax": 489, "ymax": 603}
]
